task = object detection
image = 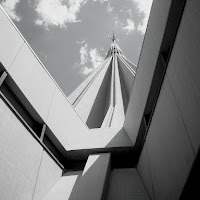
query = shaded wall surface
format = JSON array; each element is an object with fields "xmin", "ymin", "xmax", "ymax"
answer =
[
  {"xmin": 132, "ymin": 0, "xmax": 200, "ymax": 199},
  {"xmin": 106, "ymin": 169, "xmax": 150, "ymax": 200}
]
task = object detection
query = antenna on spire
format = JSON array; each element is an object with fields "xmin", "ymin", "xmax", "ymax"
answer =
[{"xmin": 109, "ymin": 31, "xmax": 116, "ymax": 43}]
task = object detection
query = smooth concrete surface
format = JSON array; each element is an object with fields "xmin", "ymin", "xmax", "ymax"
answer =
[
  {"xmin": 106, "ymin": 169, "xmax": 150, "ymax": 200},
  {"xmin": 124, "ymin": 17, "xmax": 166, "ymax": 145},
  {"xmin": 42, "ymin": 171, "xmax": 82, "ymax": 200},
  {"xmin": 148, "ymin": 0, "xmax": 172, "ymax": 51},
  {"xmin": 134, "ymin": 28, "xmax": 159, "ymax": 110},
  {"xmin": 8, "ymin": 43, "xmax": 56, "ymax": 122},
  {"xmin": 74, "ymin": 58, "xmax": 111, "ymax": 123},
  {"xmin": 0, "ymin": 7, "xmax": 24, "ymax": 70},
  {"xmin": 79, "ymin": 127, "xmax": 133, "ymax": 149},
  {"xmin": 45, "ymin": 155, "xmax": 111, "ymax": 200},
  {"xmin": 137, "ymin": 144, "xmax": 154, "ymax": 200},
  {"xmin": 71, "ymin": 153, "xmax": 111, "ymax": 200},
  {"xmin": 166, "ymin": 0, "xmax": 200, "ymax": 153},
  {"xmin": 123, "ymin": 82, "xmax": 143, "ymax": 145},
  {"xmin": 33, "ymin": 151, "xmax": 62, "ymax": 200},
  {"xmin": 142, "ymin": 77, "xmax": 194, "ymax": 200},
  {"xmin": 86, "ymin": 60, "xmax": 112, "ymax": 128},
  {"xmin": 86, "ymin": 128, "xmax": 133, "ymax": 149},
  {"xmin": 46, "ymin": 87, "xmax": 89, "ymax": 150},
  {"xmin": 0, "ymin": 98, "xmax": 43, "ymax": 200}
]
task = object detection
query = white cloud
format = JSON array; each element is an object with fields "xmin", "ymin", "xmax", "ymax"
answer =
[
  {"xmin": 100, "ymin": 47, "xmax": 104, "ymax": 51},
  {"xmin": 114, "ymin": 16, "xmax": 123, "ymax": 27},
  {"xmin": 78, "ymin": 44, "xmax": 104, "ymax": 76},
  {"xmin": 106, "ymin": 3, "xmax": 113, "ymax": 14},
  {"xmin": 76, "ymin": 40, "xmax": 86, "ymax": 44},
  {"xmin": 92, "ymin": 0, "xmax": 112, "ymax": 14},
  {"xmin": 1, "ymin": 0, "xmax": 21, "ymax": 21},
  {"xmin": 35, "ymin": 0, "xmax": 87, "ymax": 28},
  {"xmin": 123, "ymin": 18, "xmax": 135, "ymax": 34},
  {"xmin": 82, "ymin": 66, "xmax": 94, "ymax": 75},
  {"xmin": 80, "ymin": 43, "xmax": 88, "ymax": 65},
  {"xmin": 89, "ymin": 48, "xmax": 104, "ymax": 69},
  {"xmin": 92, "ymin": 0, "xmax": 108, "ymax": 3},
  {"xmin": 132, "ymin": 0, "xmax": 153, "ymax": 34},
  {"xmin": 126, "ymin": 9, "xmax": 132, "ymax": 16}
]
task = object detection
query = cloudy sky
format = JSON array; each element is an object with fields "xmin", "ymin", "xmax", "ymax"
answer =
[{"xmin": 1, "ymin": 0, "xmax": 153, "ymax": 96}]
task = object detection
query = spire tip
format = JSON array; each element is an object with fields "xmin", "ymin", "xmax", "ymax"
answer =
[
  {"xmin": 112, "ymin": 31, "xmax": 116, "ymax": 43},
  {"xmin": 109, "ymin": 31, "xmax": 116, "ymax": 43}
]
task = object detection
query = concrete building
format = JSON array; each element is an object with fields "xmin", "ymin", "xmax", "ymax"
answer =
[{"xmin": 0, "ymin": 0, "xmax": 199, "ymax": 199}]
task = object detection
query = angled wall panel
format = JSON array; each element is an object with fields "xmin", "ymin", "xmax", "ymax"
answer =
[
  {"xmin": 33, "ymin": 151, "xmax": 62, "ymax": 200},
  {"xmin": 42, "ymin": 171, "xmax": 82, "ymax": 200},
  {"xmin": 144, "ymin": 77, "xmax": 194, "ymax": 200},
  {"xmin": 0, "ymin": 7, "xmax": 24, "ymax": 70},
  {"xmin": 0, "ymin": 98, "xmax": 43, "ymax": 200},
  {"xmin": 123, "ymin": 82, "xmax": 143, "ymax": 145},
  {"xmin": 167, "ymin": 0, "xmax": 200, "ymax": 153},
  {"xmin": 137, "ymin": 144, "xmax": 154, "ymax": 200},
  {"xmin": 8, "ymin": 43, "xmax": 56, "ymax": 122},
  {"xmin": 47, "ymin": 87, "xmax": 89, "ymax": 150},
  {"xmin": 147, "ymin": 0, "xmax": 172, "ymax": 51},
  {"xmin": 106, "ymin": 169, "xmax": 149, "ymax": 200},
  {"xmin": 134, "ymin": 28, "xmax": 159, "ymax": 110}
]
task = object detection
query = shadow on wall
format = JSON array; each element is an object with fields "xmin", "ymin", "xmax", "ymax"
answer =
[
  {"xmin": 42, "ymin": 152, "xmax": 150, "ymax": 200},
  {"xmin": 42, "ymin": 154, "xmax": 110, "ymax": 200}
]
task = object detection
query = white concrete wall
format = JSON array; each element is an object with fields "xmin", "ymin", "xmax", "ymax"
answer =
[
  {"xmin": 0, "ymin": 97, "xmax": 42, "ymax": 200},
  {"xmin": 33, "ymin": 151, "xmax": 62, "ymax": 200},
  {"xmin": 124, "ymin": 0, "xmax": 173, "ymax": 144},
  {"xmin": 124, "ymin": 82, "xmax": 143, "ymax": 144},
  {"xmin": 0, "ymin": 7, "xmax": 24, "ymax": 71},
  {"xmin": 42, "ymin": 171, "xmax": 82, "ymax": 200},
  {"xmin": 0, "ymin": 98, "xmax": 62, "ymax": 200},
  {"xmin": 124, "ymin": 24, "xmax": 160, "ymax": 144},
  {"xmin": 71, "ymin": 153, "xmax": 111, "ymax": 200},
  {"xmin": 46, "ymin": 87, "xmax": 89, "ymax": 150},
  {"xmin": 106, "ymin": 169, "xmax": 149, "ymax": 200},
  {"xmin": 9, "ymin": 43, "xmax": 56, "ymax": 121},
  {"xmin": 147, "ymin": 0, "xmax": 172, "ymax": 51},
  {"xmin": 44, "ymin": 154, "xmax": 111, "ymax": 200}
]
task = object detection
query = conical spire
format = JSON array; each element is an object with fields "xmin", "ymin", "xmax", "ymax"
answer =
[{"xmin": 68, "ymin": 36, "xmax": 137, "ymax": 129}]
